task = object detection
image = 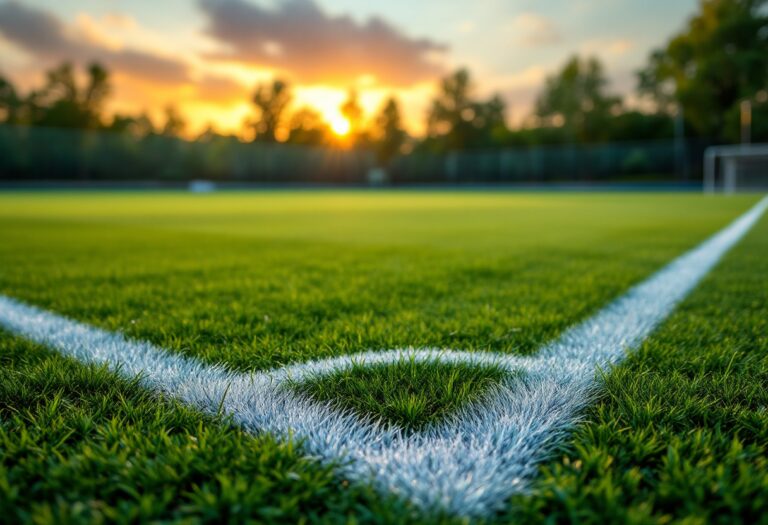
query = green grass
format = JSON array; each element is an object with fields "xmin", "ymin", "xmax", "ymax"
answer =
[
  {"xmin": 0, "ymin": 191, "xmax": 766, "ymax": 523},
  {"xmin": 506, "ymin": 212, "xmax": 768, "ymax": 524},
  {"xmin": 290, "ymin": 359, "xmax": 511, "ymax": 432},
  {"xmin": 0, "ymin": 333, "xmax": 419, "ymax": 524},
  {"xmin": 0, "ymin": 192, "xmax": 756, "ymax": 369}
]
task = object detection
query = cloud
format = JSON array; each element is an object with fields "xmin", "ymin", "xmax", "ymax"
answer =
[
  {"xmin": 512, "ymin": 13, "xmax": 562, "ymax": 47},
  {"xmin": 102, "ymin": 12, "xmax": 137, "ymax": 30},
  {"xmin": 74, "ymin": 13, "xmax": 123, "ymax": 51},
  {"xmin": 0, "ymin": 1, "xmax": 189, "ymax": 85},
  {"xmin": 198, "ymin": 0, "xmax": 447, "ymax": 86}
]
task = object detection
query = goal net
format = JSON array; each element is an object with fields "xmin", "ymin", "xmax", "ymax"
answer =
[{"xmin": 704, "ymin": 144, "xmax": 768, "ymax": 193}]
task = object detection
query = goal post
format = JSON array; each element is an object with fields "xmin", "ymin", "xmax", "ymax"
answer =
[{"xmin": 704, "ymin": 144, "xmax": 768, "ymax": 193}]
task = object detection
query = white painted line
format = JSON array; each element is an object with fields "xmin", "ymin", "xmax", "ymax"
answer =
[{"xmin": 0, "ymin": 196, "xmax": 766, "ymax": 518}]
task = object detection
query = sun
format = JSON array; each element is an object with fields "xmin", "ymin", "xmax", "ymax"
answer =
[{"xmin": 329, "ymin": 115, "xmax": 351, "ymax": 136}]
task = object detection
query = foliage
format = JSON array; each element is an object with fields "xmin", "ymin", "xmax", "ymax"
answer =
[
  {"xmin": 17, "ymin": 62, "xmax": 112, "ymax": 129},
  {"xmin": 424, "ymin": 69, "xmax": 507, "ymax": 152},
  {"xmin": 607, "ymin": 111, "xmax": 675, "ymax": 142},
  {"xmin": 724, "ymin": 94, "xmax": 768, "ymax": 143},
  {"xmin": 638, "ymin": 0, "xmax": 768, "ymax": 139},
  {"xmin": 288, "ymin": 107, "xmax": 331, "ymax": 146},
  {"xmin": 341, "ymin": 89, "xmax": 365, "ymax": 144},
  {"xmin": 251, "ymin": 79, "xmax": 292, "ymax": 142},
  {"xmin": 107, "ymin": 112, "xmax": 156, "ymax": 137},
  {"xmin": 535, "ymin": 56, "xmax": 622, "ymax": 143},
  {"xmin": 371, "ymin": 97, "xmax": 407, "ymax": 165},
  {"xmin": 0, "ymin": 74, "xmax": 23, "ymax": 124},
  {"xmin": 161, "ymin": 105, "xmax": 187, "ymax": 137},
  {"xmin": 2, "ymin": 0, "xmax": 768, "ymax": 160}
]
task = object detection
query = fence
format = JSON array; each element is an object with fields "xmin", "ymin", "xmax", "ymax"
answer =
[
  {"xmin": 390, "ymin": 140, "xmax": 708, "ymax": 184},
  {"xmin": 0, "ymin": 125, "xmax": 372, "ymax": 184},
  {"xmin": 0, "ymin": 124, "xmax": 708, "ymax": 185}
]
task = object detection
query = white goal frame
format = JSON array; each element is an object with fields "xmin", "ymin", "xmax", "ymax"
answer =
[{"xmin": 704, "ymin": 143, "xmax": 768, "ymax": 193}]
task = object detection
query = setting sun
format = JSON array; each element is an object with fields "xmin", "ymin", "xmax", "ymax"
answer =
[{"xmin": 330, "ymin": 115, "xmax": 351, "ymax": 136}]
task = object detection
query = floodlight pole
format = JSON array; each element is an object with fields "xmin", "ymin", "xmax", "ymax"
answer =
[
  {"xmin": 674, "ymin": 105, "xmax": 689, "ymax": 181},
  {"xmin": 741, "ymin": 100, "xmax": 752, "ymax": 145}
]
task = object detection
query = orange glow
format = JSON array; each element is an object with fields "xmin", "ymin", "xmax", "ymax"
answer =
[
  {"xmin": 330, "ymin": 115, "xmax": 351, "ymax": 135},
  {"xmin": 103, "ymin": 76, "xmax": 433, "ymax": 138}
]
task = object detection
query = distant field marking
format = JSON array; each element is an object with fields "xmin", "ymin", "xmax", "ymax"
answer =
[{"xmin": 0, "ymin": 196, "xmax": 766, "ymax": 518}]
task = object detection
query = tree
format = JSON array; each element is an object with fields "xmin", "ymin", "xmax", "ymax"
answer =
[
  {"xmin": 371, "ymin": 97, "xmax": 406, "ymax": 165},
  {"xmin": 30, "ymin": 62, "xmax": 111, "ymax": 129},
  {"xmin": 83, "ymin": 63, "xmax": 110, "ymax": 113},
  {"xmin": 638, "ymin": 0, "xmax": 768, "ymax": 139},
  {"xmin": 425, "ymin": 68, "xmax": 507, "ymax": 151},
  {"xmin": 341, "ymin": 89, "xmax": 364, "ymax": 142},
  {"xmin": 535, "ymin": 56, "xmax": 620, "ymax": 143},
  {"xmin": 608, "ymin": 111, "xmax": 674, "ymax": 141},
  {"xmin": 0, "ymin": 62, "xmax": 114, "ymax": 129},
  {"xmin": 108, "ymin": 112, "xmax": 155, "ymax": 137},
  {"xmin": 161, "ymin": 105, "xmax": 186, "ymax": 137},
  {"xmin": 724, "ymin": 90, "xmax": 768, "ymax": 142},
  {"xmin": 287, "ymin": 107, "xmax": 330, "ymax": 146},
  {"xmin": 251, "ymin": 79, "xmax": 291, "ymax": 142},
  {"xmin": 0, "ymin": 74, "xmax": 22, "ymax": 124}
]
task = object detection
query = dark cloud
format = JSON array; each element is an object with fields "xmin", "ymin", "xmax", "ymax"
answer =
[
  {"xmin": 0, "ymin": 1, "xmax": 189, "ymax": 85},
  {"xmin": 198, "ymin": 0, "xmax": 447, "ymax": 86}
]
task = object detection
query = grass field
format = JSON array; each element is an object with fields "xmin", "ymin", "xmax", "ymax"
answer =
[{"xmin": 0, "ymin": 191, "xmax": 766, "ymax": 523}]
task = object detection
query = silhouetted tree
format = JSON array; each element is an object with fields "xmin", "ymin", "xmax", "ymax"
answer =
[
  {"xmin": 0, "ymin": 74, "xmax": 23, "ymax": 124},
  {"xmin": 20, "ymin": 62, "xmax": 112, "ymax": 129},
  {"xmin": 287, "ymin": 107, "xmax": 330, "ymax": 145},
  {"xmin": 251, "ymin": 79, "xmax": 291, "ymax": 142},
  {"xmin": 133, "ymin": 113, "xmax": 156, "ymax": 137},
  {"xmin": 371, "ymin": 97, "xmax": 406, "ymax": 165},
  {"xmin": 161, "ymin": 105, "xmax": 186, "ymax": 137},
  {"xmin": 535, "ymin": 56, "xmax": 620, "ymax": 142},
  {"xmin": 83, "ymin": 64, "xmax": 110, "ymax": 113},
  {"xmin": 341, "ymin": 89, "xmax": 364, "ymax": 143},
  {"xmin": 608, "ymin": 111, "xmax": 675, "ymax": 141},
  {"xmin": 108, "ymin": 112, "xmax": 155, "ymax": 137},
  {"xmin": 638, "ymin": 0, "xmax": 768, "ymax": 140},
  {"xmin": 425, "ymin": 68, "xmax": 507, "ymax": 151}
]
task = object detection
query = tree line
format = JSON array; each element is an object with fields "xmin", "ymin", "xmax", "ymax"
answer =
[{"xmin": 0, "ymin": 0, "xmax": 765, "ymax": 167}]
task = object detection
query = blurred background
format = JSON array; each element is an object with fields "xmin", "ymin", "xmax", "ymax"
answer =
[{"xmin": 0, "ymin": 0, "xmax": 766, "ymax": 187}]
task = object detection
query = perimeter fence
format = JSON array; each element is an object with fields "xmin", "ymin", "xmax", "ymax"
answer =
[{"xmin": 0, "ymin": 124, "xmax": 709, "ymax": 185}]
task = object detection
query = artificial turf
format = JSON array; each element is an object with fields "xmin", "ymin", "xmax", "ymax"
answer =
[{"xmin": 0, "ymin": 191, "xmax": 765, "ymax": 523}]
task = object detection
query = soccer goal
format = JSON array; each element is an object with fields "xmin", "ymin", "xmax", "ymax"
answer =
[{"xmin": 704, "ymin": 144, "xmax": 768, "ymax": 193}]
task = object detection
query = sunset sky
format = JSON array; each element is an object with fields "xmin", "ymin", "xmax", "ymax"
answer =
[{"xmin": 0, "ymin": 0, "xmax": 700, "ymax": 137}]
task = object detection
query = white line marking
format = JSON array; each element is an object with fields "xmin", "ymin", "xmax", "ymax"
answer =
[{"xmin": 0, "ymin": 196, "xmax": 766, "ymax": 517}]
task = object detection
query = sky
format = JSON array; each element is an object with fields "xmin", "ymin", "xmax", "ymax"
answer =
[{"xmin": 0, "ymin": 0, "xmax": 700, "ymax": 136}]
